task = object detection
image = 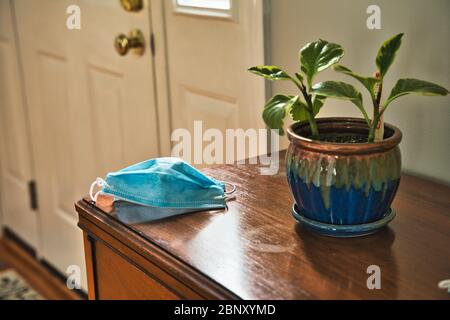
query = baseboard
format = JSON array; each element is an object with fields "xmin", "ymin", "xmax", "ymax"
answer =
[
  {"xmin": 1, "ymin": 228, "xmax": 86, "ymax": 300},
  {"xmin": 40, "ymin": 258, "xmax": 86, "ymax": 298},
  {"xmin": 3, "ymin": 227, "xmax": 37, "ymax": 258}
]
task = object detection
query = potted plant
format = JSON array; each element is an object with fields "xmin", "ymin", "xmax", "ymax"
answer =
[{"xmin": 249, "ymin": 35, "xmax": 448, "ymax": 237}]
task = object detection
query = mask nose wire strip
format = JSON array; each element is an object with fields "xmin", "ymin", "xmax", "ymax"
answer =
[{"xmin": 89, "ymin": 177, "xmax": 107, "ymax": 203}]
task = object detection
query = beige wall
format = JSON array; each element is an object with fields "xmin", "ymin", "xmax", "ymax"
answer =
[{"xmin": 270, "ymin": 0, "xmax": 450, "ymax": 184}]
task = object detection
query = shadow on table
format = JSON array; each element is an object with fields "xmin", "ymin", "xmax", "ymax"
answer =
[{"xmin": 294, "ymin": 224, "xmax": 398, "ymax": 298}]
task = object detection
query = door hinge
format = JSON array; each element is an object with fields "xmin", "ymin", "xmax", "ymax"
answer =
[
  {"xmin": 150, "ymin": 32, "xmax": 155, "ymax": 57},
  {"xmin": 28, "ymin": 180, "xmax": 38, "ymax": 210}
]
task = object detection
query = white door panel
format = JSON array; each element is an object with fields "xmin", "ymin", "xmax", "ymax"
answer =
[
  {"xmin": 14, "ymin": 0, "xmax": 160, "ymax": 289},
  {"xmin": 0, "ymin": 0, "xmax": 38, "ymax": 248},
  {"xmin": 164, "ymin": 0, "xmax": 266, "ymax": 161}
]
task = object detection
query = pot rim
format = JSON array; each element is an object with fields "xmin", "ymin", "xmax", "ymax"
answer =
[{"xmin": 286, "ymin": 117, "xmax": 402, "ymax": 155}]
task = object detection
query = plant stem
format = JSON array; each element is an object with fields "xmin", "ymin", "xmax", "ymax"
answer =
[
  {"xmin": 302, "ymin": 90, "xmax": 319, "ymax": 137},
  {"xmin": 369, "ymin": 102, "xmax": 389, "ymax": 141},
  {"xmin": 292, "ymin": 77, "xmax": 319, "ymax": 138},
  {"xmin": 368, "ymin": 98, "xmax": 379, "ymax": 142},
  {"xmin": 306, "ymin": 108, "xmax": 319, "ymax": 137},
  {"xmin": 359, "ymin": 107, "xmax": 372, "ymax": 128},
  {"xmin": 369, "ymin": 73, "xmax": 383, "ymax": 142},
  {"xmin": 368, "ymin": 114, "xmax": 378, "ymax": 142}
]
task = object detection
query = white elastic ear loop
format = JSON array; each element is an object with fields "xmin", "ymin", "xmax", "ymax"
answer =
[
  {"xmin": 223, "ymin": 181, "xmax": 237, "ymax": 195},
  {"xmin": 223, "ymin": 181, "xmax": 237, "ymax": 202},
  {"xmin": 438, "ymin": 279, "xmax": 450, "ymax": 293},
  {"xmin": 89, "ymin": 177, "xmax": 107, "ymax": 203}
]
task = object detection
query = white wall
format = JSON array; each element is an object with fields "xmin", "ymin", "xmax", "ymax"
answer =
[{"xmin": 270, "ymin": 0, "xmax": 450, "ymax": 184}]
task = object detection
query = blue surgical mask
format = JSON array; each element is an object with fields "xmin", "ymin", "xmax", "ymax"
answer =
[
  {"xmin": 89, "ymin": 157, "xmax": 234, "ymax": 214},
  {"xmin": 111, "ymin": 201, "xmax": 220, "ymax": 224}
]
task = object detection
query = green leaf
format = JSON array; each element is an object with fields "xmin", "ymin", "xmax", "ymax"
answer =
[
  {"xmin": 289, "ymin": 99, "xmax": 310, "ymax": 122},
  {"xmin": 248, "ymin": 66, "xmax": 291, "ymax": 81},
  {"xmin": 312, "ymin": 95, "xmax": 326, "ymax": 116},
  {"xmin": 312, "ymin": 81, "xmax": 363, "ymax": 110},
  {"xmin": 284, "ymin": 95, "xmax": 301, "ymax": 111},
  {"xmin": 262, "ymin": 95, "xmax": 296, "ymax": 135},
  {"xmin": 376, "ymin": 33, "xmax": 404, "ymax": 78},
  {"xmin": 300, "ymin": 39, "xmax": 344, "ymax": 88},
  {"xmin": 385, "ymin": 78, "xmax": 449, "ymax": 107},
  {"xmin": 333, "ymin": 64, "xmax": 380, "ymax": 98}
]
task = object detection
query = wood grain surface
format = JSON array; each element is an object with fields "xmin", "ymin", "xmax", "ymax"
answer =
[{"xmin": 77, "ymin": 151, "xmax": 450, "ymax": 299}]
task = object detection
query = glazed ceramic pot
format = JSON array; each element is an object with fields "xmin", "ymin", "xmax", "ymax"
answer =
[{"xmin": 286, "ymin": 118, "xmax": 402, "ymax": 236}]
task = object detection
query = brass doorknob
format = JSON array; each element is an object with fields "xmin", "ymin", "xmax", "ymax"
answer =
[
  {"xmin": 120, "ymin": 0, "xmax": 142, "ymax": 12},
  {"xmin": 114, "ymin": 29, "xmax": 145, "ymax": 56}
]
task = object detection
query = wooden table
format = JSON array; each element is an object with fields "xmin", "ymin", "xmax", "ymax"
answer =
[{"xmin": 76, "ymin": 151, "xmax": 450, "ymax": 299}]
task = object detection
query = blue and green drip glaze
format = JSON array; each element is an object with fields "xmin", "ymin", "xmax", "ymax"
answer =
[{"xmin": 286, "ymin": 144, "xmax": 401, "ymax": 225}]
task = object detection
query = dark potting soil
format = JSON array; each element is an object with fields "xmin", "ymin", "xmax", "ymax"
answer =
[{"xmin": 314, "ymin": 133, "xmax": 368, "ymax": 143}]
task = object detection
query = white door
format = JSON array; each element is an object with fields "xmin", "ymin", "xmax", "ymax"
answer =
[
  {"xmin": 164, "ymin": 0, "xmax": 266, "ymax": 162},
  {"xmin": 0, "ymin": 0, "xmax": 39, "ymax": 249},
  {"xmin": 14, "ymin": 0, "xmax": 163, "ymax": 288}
]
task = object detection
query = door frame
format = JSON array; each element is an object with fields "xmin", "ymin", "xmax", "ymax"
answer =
[{"xmin": 149, "ymin": 0, "xmax": 172, "ymax": 156}]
